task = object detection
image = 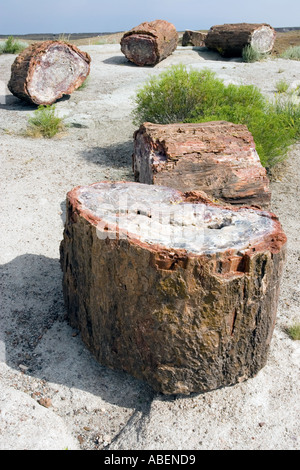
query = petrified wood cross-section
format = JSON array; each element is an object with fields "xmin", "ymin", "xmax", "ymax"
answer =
[
  {"xmin": 60, "ymin": 182, "xmax": 286, "ymax": 395},
  {"xmin": 133, "ymin": 121, "xmax": 271, "ymax": 209},
  {"xmin": 205, "ymin": 23, "xmax": 276, "ymax": 57},
  {"xmin": 8, "ymin": 41, "xmax": 91, "ymax": 105},
  {"xmin": 120, "ymin": 19, "xmax": 178, "ymax": 66}
]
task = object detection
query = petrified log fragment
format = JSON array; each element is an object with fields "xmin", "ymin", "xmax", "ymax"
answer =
[
  {"xmin": 8, "ymin": 41, "xmax": 91, "ymax": 105},
  {"xmin": 120, "ymin": 19, "xmax": 178, "ymax": 66},
  {"xmin": 133, "ymin": 121, "xmax": 271, "ymax": 209},
  {"xmin": 205, "ymin": 23, "xmax": 276, "ymax": 57},
  {"xmin": 182, "ymin": 30, "xmax": 207, "ymax": 47},
  {"xmin": 60, "ymin": 181, "xmax": 286, "ymax": 395}
]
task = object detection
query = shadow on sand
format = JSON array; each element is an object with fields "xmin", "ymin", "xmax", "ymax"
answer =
[
  {"xmin": 0, "ymin": 253, "xmax": 155, "ymax": 411},
  {"xmin": 0, "ymin": 94, "xmax": 71, "ymax": 111},
  {"xmin": 102, "ymin": 47, "xmax": 242, "ymax": 67},
  {"xmin": 80, "ymin": 140, "xmax": 134, "ymax": 170}
]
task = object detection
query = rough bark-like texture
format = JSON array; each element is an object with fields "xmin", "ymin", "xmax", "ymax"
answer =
[
  {"xmin": 8, "ymin": 41, "xmax": 91, "ymax": 105},
  {"xmin": 133, "ymin": 121, "xmax": 271, "ymax": 210},
  {"xmin": 205, "ymin": 23, "xmax": 276, "ymax": 57},
  {"xmin": 60, "ymin": 181, "xmax": 286, "ymax": 395},
  {"xmin": 182, "ymin": 30, "xmax": 207, "ymax": 47},
  {"xmin": 120, "ymin": 20, "xmax": 178, "ymax": 66}
]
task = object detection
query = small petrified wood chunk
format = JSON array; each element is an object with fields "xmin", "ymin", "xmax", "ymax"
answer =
[
  {"xmin": 60, "ymin": 181, "xmax": 286, "ymax": 395},
  {"xmin": 133, "ymin": 121, "xmax": 271, "ymax": 209},
  {"xmin": 182, "ymin": 30, "xmax": 207, "ymax": 47},
  {"xmin": 205, "ymin": 23, "xmax": 276, "ymax": 57},
  {"xmin": 120, "ymin": 19, "xmax": 178, "ymax": 66},
  {"xmin": 8, "ymin": 41, "xmax": 91, "ymax": 105}
]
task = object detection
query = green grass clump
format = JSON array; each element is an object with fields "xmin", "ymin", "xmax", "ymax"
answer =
[
  {"xmin": 26, "ymin": 105, "xmax": 65, "ymax": 138},
  {"xmin": 132, "ymin": 65, "xmax": 300, "ymax": 169},
  {"xmin": 275, "ymin": 79, "xmax": 289, "ymax": 94},
  {"xmin": 285, "ymin": 323, "xmax": 300, "ymax": 340},
  {"xmin": 58, "ymin": 33, "xmax": 71, "ymax": 43},
  {"xmin": 0, "ymin": 36, "xmax": 28, "ymax": 54},
  {"xmin": 281, "ymin": 46, "xmax": 300, "ymax": 61},
  {"xmin": 242, "ymin": 44, "xmax": 265, "ymax": 63}
]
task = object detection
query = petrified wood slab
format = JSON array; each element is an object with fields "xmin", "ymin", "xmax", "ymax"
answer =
[
  {"xmin": 133, "ymin": 121, "xmax": 271, "ymax": 209},
  {"xmin": 8, "ymin": 41, "xmax": 91, "ymax": 105},
  {"xmin": 120, "ymin": 19, "xmax": 178, "ymax": 66},
  {"xmin": 60, "ymin": 181, "xmax": 286, "ymax": 395},
  {"xmin": 182, "ymin": 30, "xmax": 207, "ymax": 47},
  {"xmin": 205, "ymin": 23, "xmax": 276, "ymax": 57}
]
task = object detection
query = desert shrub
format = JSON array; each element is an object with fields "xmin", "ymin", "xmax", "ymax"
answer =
[
  {"xmin": 281, "ymin": 46, "xmax": 300, "ymax": 60},
  {"xmin": 285, "ymin": 323, "xmax": 300, "ymax": 340},
  {"xmin": 242, "ymin": 44, "xmax": 265, "ymax": 63},
  {"xmin": 0, "ymin": 36, "xmax": 28, "ymax": 54},
  {"xmin": 242, "ymin": 105, "xmax": 298, "ymax": 167},
  {"xmin": 133, "ymin": 66, "xmax": 225, "ymax": 125},
  {"xmin": 26, "ymin": 105, "xmax": 65, "ymax": 138},
  {"xmin": 275, "ymin": 79, "xmax": 289, "ymax": 94},
  {"xmin": 132, "ymin": 65, "xmax": 300, "ymax": 168}
]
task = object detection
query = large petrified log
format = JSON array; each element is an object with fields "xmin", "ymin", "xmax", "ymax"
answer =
[
  {"xmin": 182, "ymin": 30, "xmax": 207, "ymax": 47},
  {"xmin": 205, "ymin": 23, "xmax": 276, "ymax": 57},
  {"xmin": 60, "ymin": 181, "xmax": 286, "ymax": 395},
  {"xmin": 8, "ymin": 41, "xmax": 91, "ymax": 105},
  {"xmin": 120, "ymin": 20, "xmax": 178, "ymax": 66},
  {"xmin": 133, "ymin": 121, "xmax": 271, "ymax": 209}
]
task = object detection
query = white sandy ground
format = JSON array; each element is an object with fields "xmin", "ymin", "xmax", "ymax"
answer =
[{"xmin": 0, "ymin": 44, "xmax": 299, "ymax": 450}]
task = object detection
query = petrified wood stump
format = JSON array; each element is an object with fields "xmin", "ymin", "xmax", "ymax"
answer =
[
  {"xmin": 8, "ymin": 41, "xmax": 91, "ymax": 105},
  {"xmin": 120, "ymin": 19, "xmax": 178, "ymax": 66},
  {"xmin": 60, "ymin": 181, "xmax": 286, "ymax": 395},
  {"xmin": 133, "ymin": 121, "xmax": 271, "ymax": 209},
  {"xmin": 205, "ymin": 23, "xmax": 276, "ymax": 57},
  {"xmin": 182, "ymin": 30, "xmax": 207, "ymax": 47}
]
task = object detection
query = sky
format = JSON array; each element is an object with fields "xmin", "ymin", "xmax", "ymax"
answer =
[{"xmin": 0, "ymin": 0, "xmax": 299, "ymax": 35}]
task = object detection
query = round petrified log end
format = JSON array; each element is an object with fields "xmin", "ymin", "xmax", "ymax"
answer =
[
  {"xmin": 121, "ymin": 34, "xmax": 157, "ymax": 66},
  {"xmin": 8, "ymin": 41, "xmax": 91, "ymax": 105},
  {"xmin": 251, "ymin": 25, "xmax": 276, "ymax": 53},
  {"xmin": 120, "ymin": 19, "xmax": 178, "ymax": 66},
  {"xmin": 60, "ymin": 182, "xmax": 287, "ymax": 395}
]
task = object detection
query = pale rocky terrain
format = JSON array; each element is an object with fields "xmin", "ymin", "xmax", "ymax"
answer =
[{"xmin": 0, "ymin": 43, "xmax": 299, "ymax": 450}]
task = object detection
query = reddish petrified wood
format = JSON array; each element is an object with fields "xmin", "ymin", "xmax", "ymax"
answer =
[
  {"xmin": 8, "ymin": 41, "xmax": 91, "ymax": 105},
  {"xmin": 205, "ymin": 23, "xmax": 276, "ymax": 57},
  {"xmin": 60, "ymin": 181, "xmax": 286, "ymax": 395},
  {"xmin": 120, "ymin": 20, "xmax": 178, "ymax": 66},
  {"xmin": 182, "ymin": 30, "xmax": 207, "ymax": 47},
  {"xmin": 133, "ymin": 121, "xmax": 271, "ymax": 209}
]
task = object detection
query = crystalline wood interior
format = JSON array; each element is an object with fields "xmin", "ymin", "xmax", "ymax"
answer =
[
  {"xmin": 8, "ymin": 41, "xmax": 91, "ymax": 105},
  {"xmin": 60, "ymin": 181, "xmax": 286, "ymax": 395}
]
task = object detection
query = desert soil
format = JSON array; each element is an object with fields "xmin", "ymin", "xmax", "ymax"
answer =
[{"xmin": 0, "ymin": 41, "xmax": 299, "ymax": 450}]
